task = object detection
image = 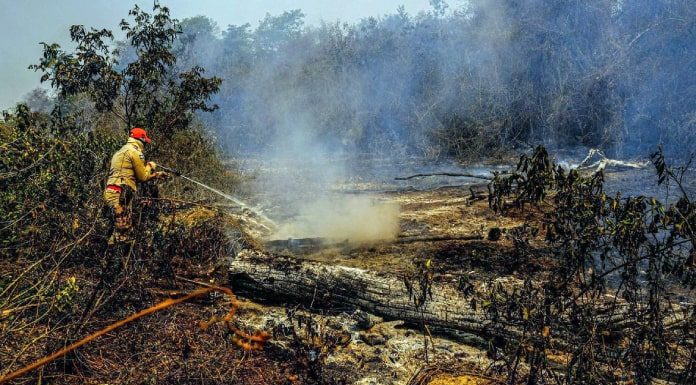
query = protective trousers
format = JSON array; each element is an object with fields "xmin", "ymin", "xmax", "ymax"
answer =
[{"xmin": 103, "ymin": 185, "xmax": 134, "ymax": 244}]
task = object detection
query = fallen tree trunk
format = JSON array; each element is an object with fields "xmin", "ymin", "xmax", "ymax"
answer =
[
  {"xmin": 228, "ymin": 249, "xmax": 689, "ymax": 350},
  {"xmin": 577, "ymin": 148, "xmax": 649, "ymax": 171},
  {"xmin": 229, "ymin": 249, "xmax": 497, "ymax": 338}
]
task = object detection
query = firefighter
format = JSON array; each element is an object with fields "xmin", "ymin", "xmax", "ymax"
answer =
[{"xmin": 103, "ymin": 127, "xmax": 167, "ymax": 243}]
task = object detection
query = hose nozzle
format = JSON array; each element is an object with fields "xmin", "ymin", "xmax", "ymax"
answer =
[{"xmin": 158, "ymin": 165, "xmax": 182, "ymax": 176}]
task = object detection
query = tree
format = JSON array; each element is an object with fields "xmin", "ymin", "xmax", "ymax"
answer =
[
  {"xmin": 29, "ymin": 3, "xmax": 221, "ymax": 139},
  {"xmin": 174, "ymin": 15, "xmax": 221, "ymax": 72},
  {"xmin": 255, "ymin": 10, "xmax": 306, "ymax": 53}
]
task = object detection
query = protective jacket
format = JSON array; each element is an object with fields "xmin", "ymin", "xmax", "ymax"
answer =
[{"xmin": 106, "ymin": 138, "xmax": 156, "ymax": 191}]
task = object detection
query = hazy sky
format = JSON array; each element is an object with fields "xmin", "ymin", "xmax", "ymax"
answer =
[{"xmin": 0, "ymin": 0, "xmax": 433, "ymax": 111}]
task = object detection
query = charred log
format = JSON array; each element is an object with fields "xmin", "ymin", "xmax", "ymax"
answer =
[{"xmin": 229, "ymin": 249, "xmax": 499, "ymax": 338}]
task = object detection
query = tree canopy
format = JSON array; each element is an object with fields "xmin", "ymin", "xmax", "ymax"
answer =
[{"xmin": 30, "ymin": 3, "xmax": 221, "ymax": 139}]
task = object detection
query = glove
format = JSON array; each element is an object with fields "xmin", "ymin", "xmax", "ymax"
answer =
[
  {"xmin": 153, "ymin": 171, "xmax": 170, "ymax": 180},
  {"xmin": 147, "ymin": 161, "xmax": 158, "ymax": 170}
]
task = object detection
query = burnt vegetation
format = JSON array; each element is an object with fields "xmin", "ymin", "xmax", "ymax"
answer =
[{"xmin": 480, "ymin": 146, "xmax": 696, "ymax": 384}]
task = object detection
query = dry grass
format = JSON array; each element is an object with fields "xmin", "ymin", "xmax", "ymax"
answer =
[{"xmin": 428, "ymin": 375, "xmax": 492, "ymax": 385}]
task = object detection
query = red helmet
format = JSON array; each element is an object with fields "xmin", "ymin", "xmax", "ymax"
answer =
[{"xmin": 129, "ymin": 127, "xmax": 152, "ymax": 144}]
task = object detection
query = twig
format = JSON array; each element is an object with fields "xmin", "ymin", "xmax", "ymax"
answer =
[
  {"xmin": 0, "ymin": 303, "xmax": 40, "ymax": 319},
  {"xmin": 174, "ymin": 275, "xmax": 217, "ymax": 288},
  {"xmin": 396, "ymin": 172, "xmax": 493, "ymax": 181}
]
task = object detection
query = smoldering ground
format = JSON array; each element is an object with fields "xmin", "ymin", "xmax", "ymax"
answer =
[
  {"xmin": 271, "ymin": 195, "xmax": 400, "ymax": 243},
  {"xmin": 239, "ymin": 113, "xmax": 402, "ymax": 243}
]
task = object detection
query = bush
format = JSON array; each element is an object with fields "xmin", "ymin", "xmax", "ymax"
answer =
[
  {"xmin": 0, "ymin": 106, "xmax": 120, "ymax": 257},
  {"xmin": 484, "ymin": 146, "xmax": 696, "ymax": 384}
]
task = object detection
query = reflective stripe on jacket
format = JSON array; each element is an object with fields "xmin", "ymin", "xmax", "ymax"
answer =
[{"xmin": 106, "ymin": 138, "xmax": 155, "ymax": 191}]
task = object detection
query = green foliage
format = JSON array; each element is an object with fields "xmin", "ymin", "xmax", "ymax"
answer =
[
  {"xmin": 157, "ymin": 124, "xmax": 229, "ymax": 178},
  {"xmin": 54, "ymin": 276, "xmax": 80, "ymax": 313},
  {"xmin": 0, "ymin": 106, "xmax": 120, "ymax": 255},
  {"xmin": 163, "ymin": 0, "xmax": 696, "ymax": 159},
  {"xmin": 1, "ymin": 2, "xmax": 234, "ymax": 265},
  {"xmin": 255, "ymin": 10, "xmax": 306, "ymax": 53},
  {"xmin": 0, "ymin": 104, "xmax": 239, "ymax": 382},
  {"xmin": 29, "ymin": 3, "xmax": 221, "ymax": 137},
  {"xmin": 0, "ymin": 4, "xmax": 238, "ymax": 383}
]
